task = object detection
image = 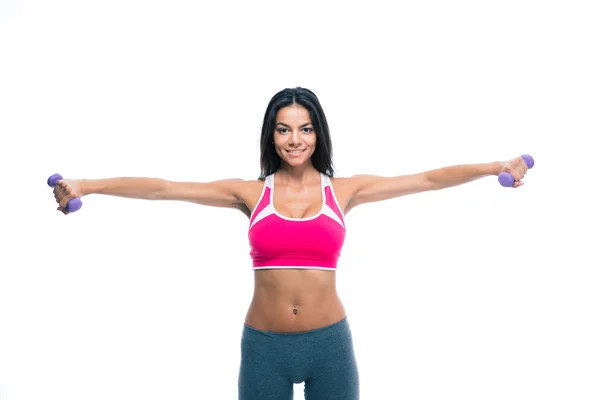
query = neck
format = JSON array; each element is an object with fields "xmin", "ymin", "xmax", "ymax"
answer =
[{"xmin": 276, "ymin": 163, "xmax": 320, "ymax": 185}]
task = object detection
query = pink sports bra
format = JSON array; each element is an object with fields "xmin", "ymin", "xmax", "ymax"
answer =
[{"xmin": 248, "ymin": 172, "xmax": 346, "ymax": 271}]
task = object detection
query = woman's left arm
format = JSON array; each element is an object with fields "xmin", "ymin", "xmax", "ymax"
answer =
[{"xmin": 345, "ymin": 157, "xmax": 528, "ymax": 212}]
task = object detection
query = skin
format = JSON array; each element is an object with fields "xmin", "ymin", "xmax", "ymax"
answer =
[
  {"xmin": 52, "ymin": 104, "xmax": 530, "ymax": 333},
  {"xmin": 243, "ymin": 104, "xmax": 350, "ymax": 332}
]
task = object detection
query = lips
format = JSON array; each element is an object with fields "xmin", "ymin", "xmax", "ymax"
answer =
[{"xmin": 286, "ymin": 149, "xmax": 306, "ymax": 154}]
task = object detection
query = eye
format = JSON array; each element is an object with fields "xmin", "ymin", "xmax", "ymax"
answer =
[
  {"xmin": 302, "ymin": 127, "xmax": 313, "ymax": 133},
  {"xmin": 277, "ymin": 128, "xmax": 289, "ymax": 134}
]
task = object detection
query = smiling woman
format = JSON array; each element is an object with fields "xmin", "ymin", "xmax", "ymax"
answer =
[
  {"xmin": 50, "ymin": 86, "xmax": 532, "ymax": 400},
  {"xmin": 257, "ymin": 87, "xmax": 335, "ymax": 180}
]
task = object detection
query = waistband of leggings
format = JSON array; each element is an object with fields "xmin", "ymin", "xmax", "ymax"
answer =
[{"xmin": 243, "ymin": 316, "xmax": 349, "ymax": 338}]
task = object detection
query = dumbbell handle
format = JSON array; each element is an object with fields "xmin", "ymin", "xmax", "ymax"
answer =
[
  {"xmin": 498, "ymin": 155, "xmax": 534, "ymax": 187},
  {"xmin": 47, "ymin": 173, "xmax": 83, "ymax": 212}
]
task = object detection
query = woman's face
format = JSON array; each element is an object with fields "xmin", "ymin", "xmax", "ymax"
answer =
[{"xmin": 273, "ymin": 105, "xmax": 317, "ymax": 167}]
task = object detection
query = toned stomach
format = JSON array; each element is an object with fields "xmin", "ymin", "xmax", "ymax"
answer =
[{"xmin": 244, "ymin": 269, "xmax": 347, "ymax": 333}]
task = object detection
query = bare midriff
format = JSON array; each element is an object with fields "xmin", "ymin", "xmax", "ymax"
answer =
[{"xmin": 244, "ymin": 269, "xmax": 347, "ymax": 333}]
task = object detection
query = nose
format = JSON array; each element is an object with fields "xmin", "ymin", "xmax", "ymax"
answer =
[{"xmin": 289, "ymin": 130, "xmax": 302, "ymax": 146}]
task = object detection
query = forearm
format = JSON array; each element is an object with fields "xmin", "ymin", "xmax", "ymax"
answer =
[
  {"xmin": 80, "ymin": 177, "xmax": 168, "ymax": 200},
  {"xmin": 424, "ymin": 161, "xmax": 504, "ymax": 190}
]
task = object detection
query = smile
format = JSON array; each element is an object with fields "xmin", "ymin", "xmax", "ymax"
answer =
[{"xmin": 286, "ymin": 149, "xmax": 306, "ymax": 154}]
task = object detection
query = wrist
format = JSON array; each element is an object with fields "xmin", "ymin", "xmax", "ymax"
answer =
[
  {"xmin": 80, "ymin": 179, "xmax": 91, "ymax": 197},
  {"xmin": 490, "ymin": 161, "xmax": 505, "ymax": 176}
]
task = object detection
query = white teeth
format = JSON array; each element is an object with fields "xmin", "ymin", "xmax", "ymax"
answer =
[{"xmin": 287, "ymin": 150, "xmax": 305, "ymax": 154}]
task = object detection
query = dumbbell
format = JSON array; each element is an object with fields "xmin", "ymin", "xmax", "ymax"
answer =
[
  {"xmin": 498, "ymin": 155, "xmax": 534, "ymax": 187},
  {"xmin": 47, "ymin": 173, "xmax": 83, "ymax": 212}
]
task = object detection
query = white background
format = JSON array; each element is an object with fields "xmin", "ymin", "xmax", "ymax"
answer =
[{"xmin": 1, "ymin": 0, "xmax": 599, "ymax": 399}]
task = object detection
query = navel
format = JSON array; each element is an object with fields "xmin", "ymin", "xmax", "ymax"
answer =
[{"xmin": 293, "ymin": 304, "xmax": 298, "ymax": 315}]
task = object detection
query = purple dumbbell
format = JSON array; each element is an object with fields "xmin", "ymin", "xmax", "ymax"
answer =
[
  {"xmin": 498, "ymin": 154, "xmax": 535, "ymax": 187},
  {"xmin": 47, "ymin": 173, "xmax": 83, "ymax": 212}
]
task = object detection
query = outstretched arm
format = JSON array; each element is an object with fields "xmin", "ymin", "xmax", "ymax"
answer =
[
  {"xmin": 345, "ymin": 157, "xmax": 528, "ymax": 212},
  {"xmin": 53, "ymin": 177, "xmax": 249, "ymax": 215}
]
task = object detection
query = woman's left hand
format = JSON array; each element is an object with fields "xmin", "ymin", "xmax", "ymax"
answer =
[{"xmin": 500, "ymin": 156, "xmax": 529, "ymax": 188}]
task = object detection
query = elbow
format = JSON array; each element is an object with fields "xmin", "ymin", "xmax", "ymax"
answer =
[
  {"xmin": 428, "ymin": 180, "xmax": 442, "ymax": 191},
  {"xmin": 152, "ymin": 179, "xmax": 170, "ymax": 200},
  {"xmin": 420, "ymin": 173, "xmax": 440, "ymax": 191}
]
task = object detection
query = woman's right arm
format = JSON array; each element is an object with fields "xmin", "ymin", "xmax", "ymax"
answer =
[{"xmin": 78, "ymin": 177, "xmax": 248, "ymax": 211}]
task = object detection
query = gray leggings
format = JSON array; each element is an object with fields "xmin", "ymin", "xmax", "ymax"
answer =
[{"xmin": 238, "ymin": 316, "xmax": 360, "ymax": 399}]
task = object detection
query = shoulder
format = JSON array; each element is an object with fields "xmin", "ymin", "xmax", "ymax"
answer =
[
  {"xmin": 330, "ymin": 174, "xmax": 377, "ymax": 191},
  {"xmin": 237, "ymin": 178, "xmax": 266, "ymax": 194},
  {"xmin": 223, "ymin": 178, "xmax": 264, "ymax": 199},
  {"xmin": 230, "ymin": 178, "xmax": 267, "ymax": 216},
  {"xmin": 330, "ymin": 174, "xmax": 387, "ymax": 195},
  {"xmin": 329, "ymin": 174, "xmax": 390, "ymax": 214},
  {"xmin": 327, "ymin": 175, "xmax": 367, "ymax": 214}
]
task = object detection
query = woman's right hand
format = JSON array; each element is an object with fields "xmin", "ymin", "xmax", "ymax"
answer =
[{"xmin": 54, "ymin": 179, "xmax": 83, "ymax": 214}]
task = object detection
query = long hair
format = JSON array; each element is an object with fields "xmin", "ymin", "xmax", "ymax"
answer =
[{"xmin": 258, "ymin": 87, "xmax": 335, "ymax": 180}]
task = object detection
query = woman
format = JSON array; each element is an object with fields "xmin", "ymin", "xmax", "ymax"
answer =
[{"xmin": 52, "ymin": 87, "xmax": 529, "ymax": 399}]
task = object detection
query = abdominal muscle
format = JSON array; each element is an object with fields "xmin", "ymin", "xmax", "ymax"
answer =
[{"xmin": 244, "ymin": 269, "xmax": 347, "ymax": 333}]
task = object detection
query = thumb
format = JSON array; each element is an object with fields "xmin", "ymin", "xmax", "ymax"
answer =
[{"xmin": 57, "ymin": 206, "xmax": 70, "ymax": 215}]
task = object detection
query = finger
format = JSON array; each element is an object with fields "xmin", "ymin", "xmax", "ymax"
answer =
[
  {"xmin": 519, "ymin": 157, "xmax": 528, "ymax": 169},
  {"xmin": 507, "ymin": 167, "xmax": 523, "ymax": 183},
  {"xmin": 512, "ymin": 159, "xmax": 526, "ymax": 176},
  {"xmin": 520, "ymin": 162, "xmax": 528, "ymax": 175},
  {"xmin": 54, "ymin": 181, "xmax": 66, "ymax": 195},
  {"xmin": 59, "ymin": 194, "xmax": 74, "ymax": 209},
  {"xmin": 61, "ymin": 182, "xmax": 78, "ymax": 199},
  {"xmin": 55, "ymin": 188, "xmax": 64, "ymax": 201},
  {"xmin": 55, "ymin": 184, "xmax": 74, "ymax": 203},
  {"xmin": 56, "ymin": 190, "xmax": 70, "ymax": 204},
  {"xmin": 512, "ymin": 180, "xmax": 524, "ymax": 188},
  {"xmin": 511, "ymin": 163, "xmax": 526, "ymax": 179},
  {"xmin": 54, "ymin": 180, "xmax": 66, "ymax": 194}
]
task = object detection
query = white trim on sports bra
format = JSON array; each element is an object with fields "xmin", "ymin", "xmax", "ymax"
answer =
[{"xmin": 249, "ymin": 172, "xmax": 345, "ymax": 229}]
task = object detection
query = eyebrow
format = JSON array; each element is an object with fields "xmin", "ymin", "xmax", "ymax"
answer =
[{"xmin": 276, "ymin": 122, "xmax": 313, "ymax": 128}]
